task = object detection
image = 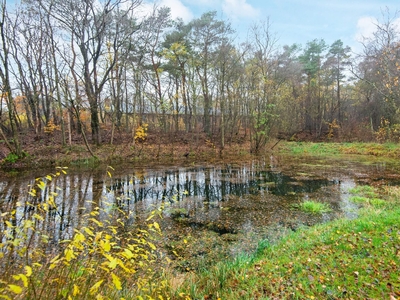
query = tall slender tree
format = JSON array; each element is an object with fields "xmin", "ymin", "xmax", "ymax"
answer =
[
  {"xmin": 39, "ymin": 0, "xmax": 142, "ymax": 144},
  {"xmin": 189, "ymin": 11, "xmax": 233, "ymax": 135},
  {"xmin": 326, "ymin": 39, "xmax": 351, "ymax": 124},
  {"xmin": 299, "ymin": 39, "xmax": 327, "ymax": 133},
  {"xmin": 0, "ymin": 0, "xmax": 22, "ymax": 156}
]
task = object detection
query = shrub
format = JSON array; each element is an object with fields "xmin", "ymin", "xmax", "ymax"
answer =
[
  {"xmin": 134, "ymin": 123, "xmax": 148, "ymax": 143},
  {"xmin": 44, "ymin": 120, "xmax": 61, "ymax": 134},
  {"xmin": 2, "ymin": 151, "xmax": 29, "ymax": 164}
]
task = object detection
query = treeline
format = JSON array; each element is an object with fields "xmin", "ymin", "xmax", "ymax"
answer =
[{"xmin": 0, "ymin": 0, "xmax": 399, "ymax": 156}]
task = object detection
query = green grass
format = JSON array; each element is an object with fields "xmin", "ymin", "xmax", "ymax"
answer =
[
  {"xmin": 279, "ymin": 141, "xmax": 400, "ymax": 158},
  {"xmin": 369, "ymin": 198, "xmax": 387, "ymax": 207},
  {"xmin": 70, "ymin": 156, "xmax": 100, "ymax": 166},
  {"xmin": 349, "ymin": 185, "xmax": 378, "ymax": 198},
  {"xmin": 282, "ymin": 142, "xmax": 342, "ymax": 156},
  {"xmin": 296, "ymin": 200, "xmax": 331, "ymax": 214},
  {"xmin": 349, "ymin": 196, "xmax": 387, "ymax": 207},
  {"xmin": 349, "ymin": 185, "xmax": 387, "ymax": 207},
  {"xmin": 349, "ymin": 195, "xmax": 372, "ymax": 204},
  {"xmin": 172, "ymin": 186, "xmax": 400, "ymax": 299}
]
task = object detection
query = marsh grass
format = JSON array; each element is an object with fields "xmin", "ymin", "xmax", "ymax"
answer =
[
  {"xmin": 70, "ymin": 156, "xmax": 100, "ymax": 167},
  {"xmin": 0, "ymin": 167, "xmax": 169, "ymax": 300},
  {"xmin": 349, "ymin": 185, "xmax": 387, "ymax": 208},
  {"xmin": 296, "ymin": 200, "xmax": 331, "ymax": 214},
  {"xmin": 173, "ymin": 185, "xmax": 400, "ymax": 299},
  {"xmin": 280, "ymin": 141, "xmax": 400, "ymax": 158},
  {"xmin": 283, "ymin": 142, "xmax": 341, "ymax": 156},
  {"xmin": 349, "ymin": 195, "xmax": 372, "ymax": 203},
  {"xmin": 349, "ymin": 196, "xmax": 387, "ymax": 207},
  {"xmin": 349, "ymin": 185, "xmax": 378, "ymax": 198}
]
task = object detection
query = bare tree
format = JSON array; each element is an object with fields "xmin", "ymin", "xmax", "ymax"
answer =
[
  {"xmin": 354, "ymin": 9, "xmax": 400, "ymax": 136},
  {"xmin": 39, "ymin": 0, "xmax": 142, "ymax": 145},
  {"xmin": 139, "ymin": 5, "xmax": 172, "ymax": 132},
  {"xmin": 0, "ymin": 0, "xmax": 22, "ymax": 156},
  {"xmin": 246, "ymin": 19, "xmax": 279, "ymax": 153}
]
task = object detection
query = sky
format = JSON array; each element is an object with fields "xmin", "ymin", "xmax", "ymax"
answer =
[{"xmin": 145, "ymin": 0, "xmax": 400, "ymax": 52}]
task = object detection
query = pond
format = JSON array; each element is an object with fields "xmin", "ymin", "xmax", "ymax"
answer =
[{"xmin": 1, "ymin": 154, "xmax": 400, "ymax": 270}]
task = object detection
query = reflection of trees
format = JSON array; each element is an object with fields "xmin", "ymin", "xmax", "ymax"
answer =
[
  {"xmin": 0, "ymin": 179, "xmax": 20, "ymax": 252},
  {"xmin": 0, "ymin": 165, "xmax": 336, "ymax": 246},
  {"xmin": 57, "ymin": 175, "xmax": 70, "ymax": 241},
  {"xmin": 104, "ymin": 167, "xmax": 333, "ymax": 210}
]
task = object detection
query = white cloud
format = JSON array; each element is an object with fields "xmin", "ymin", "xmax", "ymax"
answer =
[
  {"xmin": 141, "ymin": 0, "xmax": 194, "ymax": 22},
  {"xmin": 222, "ymin": 0, "xmax": 259, "ymax": 20},
  {"xmin": 394, "ymin": 17, "xmax": 400, "ymax": 32},
  {"xmin": 183, "ymin": 0, "xmax": 215, "ymax": 5},
  {"xmin": 355, "ymin": 16, "xmax": 378, "ymax": 42},
  {"xmin": 159, "ymin": 0, "xmax": 194, "ymax": 21},
  {"xmin": 355, "ymin": 15, "xmax": 400, "ymax": 43}
]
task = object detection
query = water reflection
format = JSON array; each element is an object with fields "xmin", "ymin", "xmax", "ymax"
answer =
[{"xmin": 1, "ymin": 156, "xmax": 399, "ymax": 267}]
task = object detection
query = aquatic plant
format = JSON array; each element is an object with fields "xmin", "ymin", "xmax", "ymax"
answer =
[
  {"xmin": 295, "ymin": 200, "xmax": 331, "ymax": 214},
  {"xmin": 349, "ymin": 185, "xmax": 378, "ymax": 198},
  {"xmin": 349, "ymin": 196, "xmax": 386, "ymax": 208},
  {"xmin": 349, "ymin": 185, "xmax": 387, "ymax": 207}
]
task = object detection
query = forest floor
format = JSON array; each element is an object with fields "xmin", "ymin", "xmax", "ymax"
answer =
[
  {"xmin": 0, "ymin": 129, "xmax": 259, "ymax": 172},
  {"xmin": 1, "ymin": 127, "xmax": 399, "ymax": 172}
]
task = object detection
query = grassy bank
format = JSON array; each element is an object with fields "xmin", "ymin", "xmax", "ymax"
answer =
[
  {"xmin": 277, "ymin": 141, "xmax": 400, "ymax": 158},
  {"xmin": 172, "ymin": 185, "xmax": 400, "ymax": 299}
]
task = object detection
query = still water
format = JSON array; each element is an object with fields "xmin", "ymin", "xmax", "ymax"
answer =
[{"xmin": 1, "ymin": 155, "xmax": 400, "ymax": 269}]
